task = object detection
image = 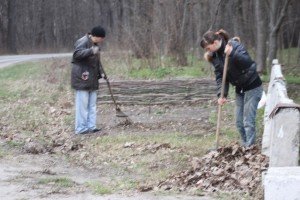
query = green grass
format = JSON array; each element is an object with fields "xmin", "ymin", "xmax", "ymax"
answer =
[
  {"xmin": 113, "ymin": 179, "xmax": 139, "ymax": 191},
  {"xmin": 86, "ymin": 181, "xmax": 113, "ymax": 195},
  {"xmin": 0, "ymin": 62, "xmax": 41, "ymax": 81},
  {"xmin": 0, "ymin": 147, "xmax": 4, "ymax": 158},
  {"xmin": 261, "ymin": 74, "xmax": 300, "ymax": 84},
  {"xmin": 285, "ymin": 76, "xmax": 300, "ymax": 84},
  {"xmin": 129, "ymin": 65, "xmax": 206, "ymax": 79},
  {"xmin": 102, "ymin": 52, "xmax": 209, "ymax": 79},
  {"xmin": 38, "ymin": 177, "xmax": 74, "ymax": 187},
  {"xmin": 0, "ymin": 62, "xmax": 41, "ymax": 100},
  {"xmin": 6, "ymin": 140, "xmax": 25, "ymax": 148}
]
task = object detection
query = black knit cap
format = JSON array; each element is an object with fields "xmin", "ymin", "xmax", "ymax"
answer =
[{"xmin": 91, "ymin": 26, "xmax": 106, "ymax": 38}]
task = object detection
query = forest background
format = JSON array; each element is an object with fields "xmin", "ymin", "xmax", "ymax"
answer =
[{"xmin": 0, "ymin": 0, "xmax": 299, "ymax": 73}]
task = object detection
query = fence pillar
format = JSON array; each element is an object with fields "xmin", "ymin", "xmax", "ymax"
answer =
[
  {"xmin": 263, "ymin": 59, "xmax": 300, "ymax": 200},
  {"xmin": 262, "ymin": 59, "xmax": 300, "ymax": 166}
]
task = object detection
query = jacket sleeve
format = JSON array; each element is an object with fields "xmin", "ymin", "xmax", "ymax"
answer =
[
  {"xmin": 97, "ymin": 53, "xmax": 106, "ymax": 79},
  {"xmin": 212, "ymin": 59, "xmax": 229, "ymax": 98},
  {"xmin": 229, "ymin": 41, "xmax": 253, "ymax": 69},
  {"xmin": 73, "ymin": 39, "xmax": 93, "ymax": 60}
]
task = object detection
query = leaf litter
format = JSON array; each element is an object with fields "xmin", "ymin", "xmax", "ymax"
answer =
[{"xmin": 158, "ymin": 143, "xmax": 269, "ymax": 196}]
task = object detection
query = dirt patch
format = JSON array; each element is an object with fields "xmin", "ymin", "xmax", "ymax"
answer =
[
  {"xmin": 0, "ymin": 152, "xmax": 213, "ymax": 200},
  {"xmin": 97, "ymin": 103, "xmax": 215, "ymax": 135}
]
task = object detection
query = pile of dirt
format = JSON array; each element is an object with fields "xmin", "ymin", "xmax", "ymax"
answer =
[{"xmin": 158, "ymin": 143, "xmax": 269, "ymax": 196}]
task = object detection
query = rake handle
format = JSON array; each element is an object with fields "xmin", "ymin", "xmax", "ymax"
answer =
[
  {"xmin": 98, "ymin": 52, "xmax": 120, "ymax": 111},
  {"xmin": 105, "ymin": 78, "xmax": 120, "ymax": 110},
  {"xmin": 216, "ymin": 54, "xmax": 229, "ymax": 149}
]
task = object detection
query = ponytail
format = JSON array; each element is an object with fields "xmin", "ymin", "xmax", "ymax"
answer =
[
  {"xmin": 215, "ymin": 29, "xmax": 229, "ymax": 44},
  {"xmin": 200, "ymin": 29, "xmax": 229, "ymax": 49}
]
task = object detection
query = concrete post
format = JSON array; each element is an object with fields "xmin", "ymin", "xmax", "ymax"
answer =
[
  {"xmin": 262, "ymin": 60, "xmax": 300, "ymax": 166},
  {"xmin": 269, "ymin": 108, "xmax": 300, "ymax": 166},
  {"xmin": 263, "ymin": 59, "xmax": 300, "ymax": 200},
  {"xmin": 264, "ymin": 167, "xmax": 300, "ymax": 200}
]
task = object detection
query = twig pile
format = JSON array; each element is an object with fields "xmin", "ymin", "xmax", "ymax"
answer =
[{"xmin": 98, "ymin": 79, "xmax": 216, "ymax": 105}]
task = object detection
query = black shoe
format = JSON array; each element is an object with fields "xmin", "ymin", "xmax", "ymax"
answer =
[
  {"xmin": 77, "ymin": 130, "xmax": 91, "ymax": 135},
  {"xmin": 90, "ymin": 128, "xmax": 102, "ymax": 133}
]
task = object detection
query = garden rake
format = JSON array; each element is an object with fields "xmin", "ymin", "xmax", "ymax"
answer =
[
  {"xmin": 98, "ymin": 54, "xmax": 131, "ymax": 121},
  {"xmin": 215, "ymin": 54, "xmax": 229, "ymax": 149}
]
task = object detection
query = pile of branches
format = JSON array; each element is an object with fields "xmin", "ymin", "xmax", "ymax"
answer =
[{"xmin": 158, "ymin": 143, "xmax": 269, "ymax": 194}]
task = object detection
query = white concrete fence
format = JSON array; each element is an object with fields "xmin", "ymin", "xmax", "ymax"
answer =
[{"xmin": 262, "ymin": 59, "xmax": 300, "ymax": 200}]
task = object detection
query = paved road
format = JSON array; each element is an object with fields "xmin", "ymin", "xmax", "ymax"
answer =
[{"xmin": 0, "ymin": 53, "xmax": 72, "ymax": 69}]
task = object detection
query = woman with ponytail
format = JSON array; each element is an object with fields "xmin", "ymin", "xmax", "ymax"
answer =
[{"xmin": 200, "ymin": 29, "xmax": 262, "ymax": 147}]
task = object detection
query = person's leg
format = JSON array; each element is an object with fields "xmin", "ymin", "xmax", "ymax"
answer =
[
  {"xmin": 243, "ymin": 86, "xmax": 263, "ymax": 146},
  {"xmin": 87, "ymin": 90, "xmax": 98, "ymax": 131},
  {"xmin": 75, "ymin": 90, "xmax": 89, "ymax": 134},
  {"xmin": 235, "ymin": 92, "xmax": 247, "ymax": 146}
]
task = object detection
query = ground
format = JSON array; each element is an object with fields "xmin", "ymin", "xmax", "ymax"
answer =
[
  {"xmin": 0, "ymin": 153, "xmax": 214, "ymax": 200},
  {"xmin": 1, "ymin": 102, "xmax": 219, "ymax": 200},
  {"xmin": 1, "ymin": 56, "xmax": 298, "ymax": 200}
]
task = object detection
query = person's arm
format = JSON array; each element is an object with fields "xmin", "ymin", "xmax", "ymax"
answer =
[
  {"xmin": 73, "ymin": 39, "xmax": 97, "ymax": 60},
  {"xmin": 226, "ymin": 41, "xmax": 253, "ymax": 69},
  {"xmin": 212, "ymin": 60, "xmax": 229, "ymax": 99},
  {"xmin": 98, "ymin": 53, "xmax": 107, "ymax": 79}
]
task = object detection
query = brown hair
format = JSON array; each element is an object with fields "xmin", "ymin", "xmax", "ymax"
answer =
[{"xmin": 200, "ymin": 29, "xmax": 229, "ymax": 49}]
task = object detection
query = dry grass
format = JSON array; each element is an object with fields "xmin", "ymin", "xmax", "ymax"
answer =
[{"xmin": 0, "ymin": 56, "xmax": 284, "ymax": 199}]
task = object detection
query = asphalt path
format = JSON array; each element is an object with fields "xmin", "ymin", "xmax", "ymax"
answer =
[{"xmin": 0, "ymin": 53, "xmax": 72, "ymax": 69}]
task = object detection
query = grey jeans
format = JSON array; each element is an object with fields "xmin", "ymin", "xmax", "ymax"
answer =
[{"xmin": 235, "ymin": 85, "xmax": 263, "ymax": 147}]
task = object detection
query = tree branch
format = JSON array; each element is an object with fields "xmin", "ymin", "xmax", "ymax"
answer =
[
  {"xmin": 272, "ymin": 0, "xmax": 292, "ymax": 33},
  {"xmin": 209, "ymin": 0, "xmax": 223, "ymax": 30}
]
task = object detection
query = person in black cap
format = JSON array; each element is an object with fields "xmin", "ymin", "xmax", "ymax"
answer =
[{"xmin": 71, "ymin": 25, "xmax": 106, "ymax": 135}]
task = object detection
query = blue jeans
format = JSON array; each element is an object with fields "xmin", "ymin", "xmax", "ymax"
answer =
[
  {"xmin": 75, "ymin": 90, "xmax": 98, "ymax": 134},
  {"xmin": 235, "ymin": 86, "xmax": 263, "ymax": 147}
]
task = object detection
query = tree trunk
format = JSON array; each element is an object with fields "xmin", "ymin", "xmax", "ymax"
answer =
[
  {"xmin": 165, "ymin": 0, "xmax": 188, "ymax": 66},
  {"xmin": 267, "ymin": 0, "xmax": 291, "ymax": 68},
  {"xmin": 232, "ymin": 0, "xmax": 244, "ymax": 38},
  {"xmin": 131, "ymin": 0, "xmax": 154, "ymax": 59},
  {"xmin": 0, "ymin": 1, "xmax": 8, "ymax": 52},
  {"xmin": 7, "ymin": 0, "xmax": 17, "ymax": 54},
  {"xmin": 255, "ymin": 0, "xmax": 267, "ymax": 73}
]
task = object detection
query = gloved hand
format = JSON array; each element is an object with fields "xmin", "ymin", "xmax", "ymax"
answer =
[{"xmin": 91, "ymin": 46, "xmax": 100, "ymax": 54}]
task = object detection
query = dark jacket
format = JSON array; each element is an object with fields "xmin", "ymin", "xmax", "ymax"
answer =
[
  {"xmin": 210, "ymin": 39, "xmax": 262, "ymax": 97},
  {"xmin": 71, "ymin": 34, "xmax": 104, "ymax": 90}
]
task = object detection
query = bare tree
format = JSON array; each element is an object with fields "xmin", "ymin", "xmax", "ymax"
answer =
[
  {"xmin": 132, "ymin": 0, "xmax": 154, "ymax": 59},
  {"xmin": 0, "ymin": 0, "xmax": 299, "ymax": 64},
  {"xmin": 0, "ymin": 1, "xmax": 8, "ymax": 53},
  {"xmin": 7, "ymin": 0, "xmax": 17, "ymax": 53},
  {"xmin": 164, "ymin": 0, "xmax": 191, "ymax": 66},
  {"xmin": 255, "ymin": 0, "xmax": 268, "ymax": 73},
  {"xmin": 267, "ymin": 0, "xmax": 292, "ymax": 67}
]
